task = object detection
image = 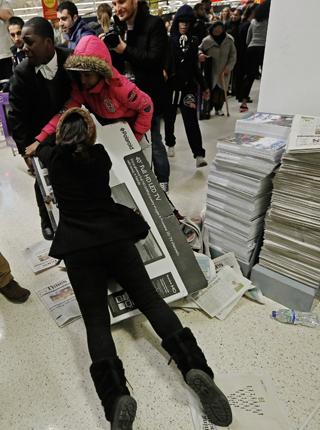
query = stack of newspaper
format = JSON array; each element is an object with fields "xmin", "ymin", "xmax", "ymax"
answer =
[
  {"xmin": 205, "ymin": 132, "xmax": 287, "ymax": 264},
  {"xmin": 259, "ymin": 114, "xmax": 320, "ymax": 288},
  {"xmin": 235, "ymin": 112, "xmax": 293, "ymax": 139}
]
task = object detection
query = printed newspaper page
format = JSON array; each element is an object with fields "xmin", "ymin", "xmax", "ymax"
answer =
[
  {"xmin": 37, "ymin": 277, "xmax": 81, "ymax": 327},
  {"xmin": 191, "ymin": 266, "xmax": 252, "ymax": 319},
  {"xmin": 287, "ymin": 115, "xmax": 320, "ymax": 152},
  {"xmin": 24, "ymin": 240, "xmax": 58, "ymax": 273}
]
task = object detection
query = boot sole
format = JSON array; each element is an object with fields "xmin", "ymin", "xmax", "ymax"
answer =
[
  {"xmin": 111, "ymin": 395, "xmax": 137, "ymax": 430},
  {"xmin": 186, "ymin": 369, "xmax": 232, "ymax": 427}
]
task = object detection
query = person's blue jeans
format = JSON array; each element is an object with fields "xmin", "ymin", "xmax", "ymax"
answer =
[{"xmin": 151, "ymin": 115, "xmax": 170, "ymax": 184}]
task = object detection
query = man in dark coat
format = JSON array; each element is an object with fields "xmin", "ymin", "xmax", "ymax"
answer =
[
  {"xmin": 8, "ymin": 16, "xmax": 25, "ymax": 68},
  {"xmin": 57, "ymin": 1, "xmax": 95, "ymax": 50},
  {"xmin": 110, "ymin": 0, "xmax": 171, "ymax": 191},
  {"xmin": 8, "ymin": 16, "xmax": 72, "ymax": 240}
]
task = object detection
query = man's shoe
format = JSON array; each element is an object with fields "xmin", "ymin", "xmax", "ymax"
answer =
[
  {"xmin": 41, "ymin": 221, "xmax": 54, "ymax": 240},
  {"xmin": 215, "ymin": 110, "xmax": 225, "ymax": 117},
  {"xmin": 167, "ymin": 147, "xmax": 175, "ymax": 157},
  {"xmin": 0, "ymin": 279, "xmax": 30, "ymax": 303},
  {"xmin": 196, "ymin": 156, "xmax": 208, "ymax": 168},
  {"xmin": 199, "ymin": 112, "xmax": 211, "ymax": 120}
]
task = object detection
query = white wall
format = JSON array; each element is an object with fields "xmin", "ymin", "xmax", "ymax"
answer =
[{"xmin": 258, "ymin": 0, "xmax": 320, "ymax": 116}]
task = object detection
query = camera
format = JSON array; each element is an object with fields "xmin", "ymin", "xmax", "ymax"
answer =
[{"xmin": 104, "ymin": 17, "xmax": 123, "ymax": 49}]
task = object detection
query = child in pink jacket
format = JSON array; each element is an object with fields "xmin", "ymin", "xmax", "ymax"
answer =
[{"xmin": 35, "ymin": 35, "xmax": 153, "ymax": 144}]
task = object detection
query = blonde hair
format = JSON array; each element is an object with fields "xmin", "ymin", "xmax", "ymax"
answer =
[{"xmin": 97, "ymin": 3, "xmax": 112, "ymax": 33}]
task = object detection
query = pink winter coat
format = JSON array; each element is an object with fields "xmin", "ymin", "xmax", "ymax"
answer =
[{"xmin": 36, "ymin": 36, "xmax": 153, "ymax": 143}]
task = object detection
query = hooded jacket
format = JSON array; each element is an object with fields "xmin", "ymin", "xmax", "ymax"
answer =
[
  {"xmin": 166, "ymin": 4, "xmax": 207, "ymax": 92},
  {"xmin": 36, "ymin": 36, "xmax": 153, "ymax": 143},
  {"xmin": 67, "ymin": 17, "xmax": 95, "ymax": 50}
]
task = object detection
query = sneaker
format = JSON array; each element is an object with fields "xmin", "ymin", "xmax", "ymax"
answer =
[
  {"xmin": 0, "ymin": 279, "xmax": 30, "ymax": 303},
  {"xmin": 196, "ymin": 156, "xmax": 208, "ymax": 168},
  {"xmin": 215, "ymin": 110, "xmax": 224, "ymax": 117},
  {"xmin": 167, "ymin": 147, "xmax": 175, "ymax": 157},
  {"xmin": 159, "ymin": 182, "xmax": 169, "ymax": 192}
]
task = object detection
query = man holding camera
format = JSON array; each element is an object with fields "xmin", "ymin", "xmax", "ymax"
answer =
[{"xmin": 110, "ymin": 0, "xmax": 170, "ymax": 191}]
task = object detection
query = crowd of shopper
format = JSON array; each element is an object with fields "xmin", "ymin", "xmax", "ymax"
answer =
[{"xmin": 1, "ymin": 1, "xmax": 271, "ymax": 429}]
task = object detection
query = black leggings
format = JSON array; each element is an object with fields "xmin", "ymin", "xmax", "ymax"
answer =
[{"xmin": 64, "ymin": 240, "xmax": 183, "ymax": 362}]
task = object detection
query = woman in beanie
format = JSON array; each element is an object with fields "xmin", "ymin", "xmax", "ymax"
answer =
[{"xmin": 26, "ymin": 108, "xmax": 232, "ymax": 429}]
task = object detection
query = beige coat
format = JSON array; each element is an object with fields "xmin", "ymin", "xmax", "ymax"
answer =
[{"xmin": 199, "ymin": 34, "xmax": 237, "ymax": 90}]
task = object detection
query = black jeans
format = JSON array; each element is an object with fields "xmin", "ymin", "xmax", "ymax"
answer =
[
  {"xmin": 240, "ymin": 45, "xmax": 265, "ymax": 101},
  {"xmin": 64, "ymin": 240, "xmax": 183, "ymax": 362},
  {"xmin": 164, "ymin": 89, "xmax": 205, "ymax": 158}
]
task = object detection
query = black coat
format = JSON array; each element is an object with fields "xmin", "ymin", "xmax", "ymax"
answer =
[
  {"xmin": 113, "ymin": 2, "xmax": 168, "ymax": 115},
  {"xmin": 8, "ymin": 47, "xmax": 72, "ymax": 154},
  {"xmin": 36, "ymin": 141, "xmax": 149, "ymax": 259},
  {"xmin": 166, "ymin": 35, "xmax": 207, "ymax": 92}
]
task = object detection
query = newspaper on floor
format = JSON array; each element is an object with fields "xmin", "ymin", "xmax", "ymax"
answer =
[
  {"xmin": 191, "ymin": 266, "xmax": 253, "ymax": 319},
  {"xmin": 213, "ymin": 252, "xmax": 265, "ymax": 306},
  {"xmin": 187, "ymin": 372, "xmax": 291, "ymax": 430},
  {"xmin": 24, "ymin": 240, "xmax": 58, "ymax": 273},
  {"xmin": 37, "ymin": 277, "xmax": 81, "ymax": 327}
]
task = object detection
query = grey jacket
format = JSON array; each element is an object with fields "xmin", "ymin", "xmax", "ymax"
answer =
[
  {"xmin": 199, "ymin": 33, "xmax": 237, "ymax": 90},
  {"xmin": 246, "ymin": 19, "xmax": 268, "ymax": 48}
]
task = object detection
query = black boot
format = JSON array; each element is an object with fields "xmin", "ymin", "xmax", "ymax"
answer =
[
  {"xmin": 90, "ymin": 357, "xmax": 137, "ymax": 430},
  {"xmin": 162, "ymin": 327, "xmax": 232, "ymax": 427}
]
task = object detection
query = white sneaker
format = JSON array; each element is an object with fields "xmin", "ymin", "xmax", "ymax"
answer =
[
  {"xmin": 167, "ymin": 147, "xmax": 175, "ymax": 157},
  {"xmin": 159, "ymin": 182, "xmax": 169, "ymax": 192},
  {"xmin": 196, "ymin": 156, "xmax": 208, "ymax": 168},
  {"xmin": 215, "ymin": 110, "xmax": 225, "ymax": 116}
]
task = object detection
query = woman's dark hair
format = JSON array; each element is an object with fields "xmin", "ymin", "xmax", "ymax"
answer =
[
  {"xmin": 242, "ymin": 3, "xmax": 258, "ymax": 22},
  {"xmin": 254, "ymin": 0, "xmax": 271, "ymax": 22},
  {"xmin": 59, "ymin": 113, "xmax": 91, "ymax": 161}
]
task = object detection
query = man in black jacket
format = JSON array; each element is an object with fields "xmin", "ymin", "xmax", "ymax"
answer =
[
  {"xmin": 8, "ymin": 16, "xmax": 25, "ymax": 68},
  {"xmin": 110, "ymin": 0, "xmax": 170, "ymax": 191},
  {"xmin": 8, "ymin": 17, "xmax": 71, "ymax": 240}
]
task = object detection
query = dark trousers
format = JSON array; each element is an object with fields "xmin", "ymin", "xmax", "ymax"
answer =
[
  {"xmin": 151, "ymin": 115, "xmax": 170, "ymax": 183},
  {"xmin": 35, "ymin": 180, "xmax": 51, "ymax": 225},
  {"xmin": 164, "ymin": 90, "xmax": 205, "ymax": 158},
  {"xmin": 210, "ymin": 86, "xmax": 225, "ymax": 112},
  {"xmin": 64, "ymin": 240, "xmax": 183, "ymax": 362},
  {"xmin": 240, "ymin": 45, "xmax": 265, "ymax": 101}
]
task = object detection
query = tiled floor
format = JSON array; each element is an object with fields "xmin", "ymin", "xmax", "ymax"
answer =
[{"xmin": 0, "ymin": 86, "xmax": 319, "ymax": 430}]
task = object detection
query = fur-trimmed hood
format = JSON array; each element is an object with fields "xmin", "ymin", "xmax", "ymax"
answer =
[
  {"xmin": 56, "ymin": 107, "xmax": 96, "ymax": 147},
  {"xmin": 64, "ymin": 35, "xmax": 116, "ymax": 80}
]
